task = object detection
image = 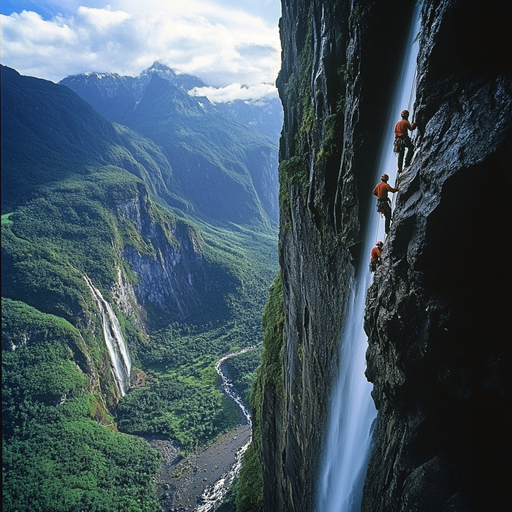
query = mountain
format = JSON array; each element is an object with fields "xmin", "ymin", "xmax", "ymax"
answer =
[
  {"xmin": 1, "ymin": 65, "xmax": 278, "ymax": 511},
  {"xmin": 1, "ymin": 65, "xmax": 190, "ymax": 215},
  {"xmin": 60, "ymin": 63, "xmax": 281, "ymax": 226},
  {"xmin": 237, "ymin": 1, "xmax": 512, "ymax": 512},
  {"xmin": 215, "ymin": 95, "xmax": 284, "ymax": 141}
]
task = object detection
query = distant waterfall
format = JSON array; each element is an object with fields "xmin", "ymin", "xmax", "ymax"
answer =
[
  {"xmin": 316, "ymin": 7, "xmax": 421, "ymax": 512},
  {"xmin": 84, "ymin": 276, "xmax": 131, "ymax": 396}
]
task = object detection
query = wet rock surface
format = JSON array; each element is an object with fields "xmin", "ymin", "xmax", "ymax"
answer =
[
  {"xmin": 266, "ymin": 1, "xmax": 416, "ymax": 511},
  {"xmin": 362, "ymin": 1, "xmax": 512, "ymax": 511},
  {"xmin": 266, "ymin": 0, "xmax": 512, "ymax": 511}
]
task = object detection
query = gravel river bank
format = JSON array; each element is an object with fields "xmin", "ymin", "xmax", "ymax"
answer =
[{"xmin": 148, "ymin": 348, "xmax": 255, "ymax": 511}]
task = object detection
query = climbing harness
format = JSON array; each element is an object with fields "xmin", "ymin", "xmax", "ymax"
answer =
[
  {"xmin": 393, "ymin": 136, "xmax": 407, "ymax": 154},
  {"xmin": 376, "ymin": 198, "xmax": 390, "ymax": 214}
]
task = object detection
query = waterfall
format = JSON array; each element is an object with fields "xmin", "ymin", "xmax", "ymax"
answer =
[
  {"xmin": 316, "ymin": 7, "xmax": 421, "ymax": 512},
  {"xmin": 84, "ymin": 275, "xmax": 132, "ymax": 396}
]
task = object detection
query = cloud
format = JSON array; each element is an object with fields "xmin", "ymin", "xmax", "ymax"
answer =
[
  {"xmin": 189, "ymin": 82, "xmax": 278, "ymax": 103},
  {"xmin": 0, "ymin": 1, "xmax": 281, "ymax": 86}
]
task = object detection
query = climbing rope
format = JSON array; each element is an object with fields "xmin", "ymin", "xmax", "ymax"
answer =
[{"xmin": 408, "ymin": 68, "xmax": 418, "ymax": 118}]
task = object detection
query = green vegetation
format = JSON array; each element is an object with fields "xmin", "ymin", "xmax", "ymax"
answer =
[
  {"xmin": 116, "ymin": 369, "xmax": 239, "ymax": 453},
  {"xmin": 118, "ymin": 223, "xmax": 277, "ymax": 453},
  {"xmin": 3, "ymin": 398, "xmax": 161, "ymax": 512},
  {"xmin": 224, "ymin": 348, "xmax": 264, "ymax": 404},
  {"xmin": 2, "ymin": 212, "xmax": 14, "ymax": 226},
  {"xmin": 259, "ymin": 273, "xmax": 285, "ymax": 394},
  {"xmin": 2, "ymin": 64, "xmax": 279, "ymax": 512},
  {"xmin": 316, "ymin": 95, "xmax": 345, "ymax": 165},
  {"xmin": 2, "ymin": 298, "xmax": 161, "ymax": 511},
  {"xmin": 279, "ymin": 155, "xmax": 309, "ymax": 214},
  {"xmin": 281, "ymin": 14, "xmax": 315, "ymax": 205},
  {"xmin": 236, "ymin": 274, "xmax": 285, "ymax": 512},
  {"xmin": 1, "ymin": 170, "xmax": 156, "ymax": 320},
  {"xmin": 216, "ymin": 483, "xmax": 238, "ymax": 512},
  {"xmin": 74, "ymin": 68, "xmax": 279, "ymax": 227}
]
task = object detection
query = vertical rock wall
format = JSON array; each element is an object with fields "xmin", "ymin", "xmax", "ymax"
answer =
[
  {"xmin": 265, "ymin": 1, "xmax": 414, "ymax": 510},
  {"xmin": 263, "ymin": 0, "xmax": 512, "ymax": 511},
  {"xmin": 363, "ymin": 1, "xmax": 512, "ymax": 511}
]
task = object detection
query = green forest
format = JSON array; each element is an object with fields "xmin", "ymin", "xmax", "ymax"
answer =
[{"xmin": 2, "ymin": 66, "xmax": 278, "ymax": 511}]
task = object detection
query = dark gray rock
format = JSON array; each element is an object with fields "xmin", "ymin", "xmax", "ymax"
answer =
[
  {"xmin": 363, "ymin": 1, "xmax": 512, "ymax": 510},
  {"xmin": 262, "ymin": 1, "xmax": 415, "ymax": 511},
  {"xmin": 260, "ymin": 0, "xmax": 512, "ymax": 511}
]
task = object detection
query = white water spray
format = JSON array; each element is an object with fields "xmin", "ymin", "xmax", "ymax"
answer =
[
  {"xmin": 316, "ymin": 7, "xmax": 421, "ymax": 512},
  {"xmin": 84, "ymin": 276, "xmax": 131, "ymax": 396}
]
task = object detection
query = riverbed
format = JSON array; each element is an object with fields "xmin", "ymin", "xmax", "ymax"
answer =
[{"xmin": 149, "ymin": 348, "xmax": 254, "ymax": 512}]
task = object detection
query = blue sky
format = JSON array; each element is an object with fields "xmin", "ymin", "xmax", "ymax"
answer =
[{"xmin": 1, "ymin": 0, "xmax": 282, "ymax": 101}]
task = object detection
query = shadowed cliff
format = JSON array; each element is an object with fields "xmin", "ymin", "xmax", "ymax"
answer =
[
  {"xmin": 363, "ymin": 1, "xmax": 512, "ymax": 510},
  {"xmin": 247, "ymin": 1, "xmax": 512, "ymax": 511}
]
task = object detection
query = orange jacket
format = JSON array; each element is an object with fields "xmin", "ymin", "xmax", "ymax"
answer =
[
  {"xmin": 373, "ymin": 181, "xmax": 398, "ymax": 200},
  {"xmin": 371, "ymin": 247, "xmax": 382, "ymax": 262},
  {"xmin": 394, "ymin": 119, "xmax": 417, "ymax": 138}
]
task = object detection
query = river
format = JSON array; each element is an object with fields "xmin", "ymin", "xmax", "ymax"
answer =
[{"xmin": 152, "ymin": 347, "xmax": 255, "ymax": 512}]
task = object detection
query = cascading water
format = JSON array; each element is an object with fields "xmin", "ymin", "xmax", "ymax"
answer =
[
  {"xmin": 316, "ymin": 7, "xmax": 421, "ymax": 512},
  {"xmin": 84, "ymin": 275, "xmax": 132, "ymax": 396},
  {"xmin": 196, "ymin": 347, "xmax": 254, "ymax": 512}
]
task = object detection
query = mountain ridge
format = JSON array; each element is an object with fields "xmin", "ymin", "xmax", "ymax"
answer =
[
  {"xmin": 60, "ymin": 62, "xmax": 282, "ymax": 226},
  {"xmin": 2, "ymin": 62, "xmax": 279, "ymax": 511}
]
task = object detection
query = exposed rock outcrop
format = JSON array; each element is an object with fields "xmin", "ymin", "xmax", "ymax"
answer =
[
  {"xmin": 259, "ymin": 0, "xmax": 512, "ymax": 511},
  {"xmin": 363, "ymin": 2, "xmax": 512, "ymax": 510},
  {"xmin": 112, "ymin": 189, "xmax": 211, "ymax": 329}
]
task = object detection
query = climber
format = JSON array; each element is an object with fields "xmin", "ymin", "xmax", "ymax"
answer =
[
  {"xmin": 394, "ymin": 109, "xmax": 417, "ymax": 173},
  {"xmin": 369, "ymin": 241, "xmax": 384, "ymax": 272},
  {"xmin": 373, "ymin": 173, "xmax": 398, "ymax": 234}
]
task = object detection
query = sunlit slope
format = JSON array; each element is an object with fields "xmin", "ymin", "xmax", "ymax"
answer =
[
  {"xmin": 1, "ymin": 65, "xmax": 190, "ymax": 214},
  {"xmin": 1, "ymin": 64, "xmax": 278, "ymax": 511},
  {"xmin": 61, "ymin": 64, "xmax": 279, "ymax": 226}
]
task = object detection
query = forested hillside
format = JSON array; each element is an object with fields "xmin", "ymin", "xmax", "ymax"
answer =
[
  {"xmin": 1, "ymin": 65, "xmax": 278, "ymax": 511},
  {"xmin": 61, "ymin": 62, "xmax": 281, "ymax": 225}
]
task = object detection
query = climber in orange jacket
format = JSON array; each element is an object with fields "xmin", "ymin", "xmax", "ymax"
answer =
[
  {"xmin": 373, "ymin": 173, "xmax": 398, "ymax": 234},
  {"xmin": 369, "ymin": 241, "xmax": 384, "ymax": 272},
  {"xmin": 394, "ymin": 109, "xmax": 417, "ymax": 173}
]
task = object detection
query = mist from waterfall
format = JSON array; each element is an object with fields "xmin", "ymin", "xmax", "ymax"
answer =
[
  {"xmin": 316, "ymin": 7, "xmax": 421, "ymax": 512},
  {"xmin": 84, "ymin": 276, "xmax": 132, "ymax": 396}
]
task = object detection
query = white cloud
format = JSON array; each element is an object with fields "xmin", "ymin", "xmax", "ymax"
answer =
[
  {"xmin": 189, "ymin": 82, "xmax": 278, "ymax": 103},
  {"xmin": 0, "ymin": 1, "xmax": 281, "ymax": 87},
  {"xmin": 76, "ymin": 6, "xmax": 131, "ymax": 30}
]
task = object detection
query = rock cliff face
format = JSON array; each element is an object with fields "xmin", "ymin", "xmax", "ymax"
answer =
[
  {"xmin": 261, "ymin": 0, "xmax": 512, "ymax": 511},
  {"xmin": 111, "ymin": 189, "xmax": 211, "ymax": 330},
  {"xmin": 363, "ymin": 2, "xmax": 512, "ymax": 510}
]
